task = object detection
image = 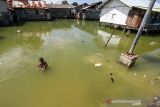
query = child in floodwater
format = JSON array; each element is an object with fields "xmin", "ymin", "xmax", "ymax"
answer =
[
  {"xmin": 110, "ymin": 73, "xmax": 115, "ymax": 83},
  {"xmin": 37, "ymin": 58, "xmax": 48, "ymax": 71}
]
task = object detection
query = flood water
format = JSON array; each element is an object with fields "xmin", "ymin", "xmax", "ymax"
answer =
[{"xmin": 0, "ymin": 20, "xmax": 160, "ymax": 107}]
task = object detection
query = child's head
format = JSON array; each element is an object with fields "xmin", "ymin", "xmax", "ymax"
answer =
[{"xmin": 39, "ymin": 57, "xmax": 44, "ymax": 62}]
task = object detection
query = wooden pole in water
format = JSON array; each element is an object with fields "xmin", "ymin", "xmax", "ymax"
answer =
[{"xmin": 128, "ymin": 0, "xmax": 156, "ymax": 54}]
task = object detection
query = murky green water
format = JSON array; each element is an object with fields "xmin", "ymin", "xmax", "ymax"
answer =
[{"xmin": 0, "ymin": 20, "xmax": 160, "ymax": 107}]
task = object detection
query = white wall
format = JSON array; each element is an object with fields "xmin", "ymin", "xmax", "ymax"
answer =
[{"xmin": 100, "ymin": 0, "xmax": 131, "ymax": 25}]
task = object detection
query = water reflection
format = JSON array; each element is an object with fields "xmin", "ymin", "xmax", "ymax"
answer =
[{"xmin": 98, "ymin": 29, "xmax": 121, "ymax": 47}]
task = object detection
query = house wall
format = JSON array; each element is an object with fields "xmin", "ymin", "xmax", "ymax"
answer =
[
  {"xmin": 0, "ymin": 0, "xmax": 13, "ymax": 26},
  {"xmin": 82, "ymin": 9, "xmax": 100, "ymax": 20},
  {"xmin": 24, "ymin": 9, "xmax": 47, "ymax": 21},
  {"xmin": 100, "ymin": 0, "xmax": 131, "ymax": 25},
  {"xmin": 49, "ymin": 8, "xmax": 72, "ymax": 19},
  {"xmin": 0, "ymin": 0, "xmax": 8, "ymax": 14},
  {"xmin": 126, "ymin": 8, "xmax": 160, "ymax": 30},
  {"xmin": 126, "ymin": 8, "xmax": 144, "ymax": 29}
]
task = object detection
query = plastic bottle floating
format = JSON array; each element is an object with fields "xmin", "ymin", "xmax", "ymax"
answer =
[{"xmin": 95, "ymin": 63, "xmax": 103, "ymax": 67}]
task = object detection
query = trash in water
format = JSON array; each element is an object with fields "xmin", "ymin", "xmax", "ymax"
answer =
[
  {"xmin": 144, "ymin": 74, "xmax": 146, "ymax": 78},
  {"xmin": 134, "ymin": 73, "xmax": 137, "ymax": 76},
  {"xmin": 95, "ymin": 63, "xmax": 103, "ymax": 67},
  {"xmin": 17, "ymin": 30, "xmax": 22, "ymax": 33},
  {"xmin": 81, "ymin": 41, "xmax": 85, "ymax": 43},
  {"xmin": 151, "ymin": 80, "xmax": 154, "ymax": 85},
  {"xmin": 150, "ymin": 42, "xmax": 158, "ymax": 46},
  {"xmin": 155, "ymin": 97, "xmax": 158, "ymax": 100},
  {"xmin": 0, "ymin": 62, "xmax": 2, "ymax": 65}
]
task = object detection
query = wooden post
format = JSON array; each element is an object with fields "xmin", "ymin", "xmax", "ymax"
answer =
[{"xmin": 120, "ymin": 0, "xmax": 156, "ymax": 67}]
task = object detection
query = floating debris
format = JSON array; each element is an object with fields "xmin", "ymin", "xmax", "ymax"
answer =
[
  {"xmin": 134, "ymin": 73, "xmax": 137, "ymax": 76},
  {"xmin": 110, "ymin": 72, "xmax": 115, "ymax": 83},
  {"xmin": 81, "ymin": 41, "xmax": 85, "ymax": 43},
  {"xmin": 158, "ymin": 76, "xmax": 160, "ymax": 79},
  {"xmin": 17, "ymin": 30, "xmax": 22, "ymax": 33},
  {"xmin": 151, "ymin": 80, "xmax": 154, "ymax": 85},
  {"xmin": 144, "ymin": 74, "xmax": 146, "ymax": 78},
  {"xmin": 0, "ymin": 62, "xmax": 2, "ymax": 65},
  {"xmin": 95, "ymin": 63, "xmax": 103, "ymax": 67},
  {"xmin": 155, "ymin": 97, "xmax": 158, "ymax": 100},
  {"xmin": 149, "ymin": 42, "xmax": 158, "ymax": 46}
]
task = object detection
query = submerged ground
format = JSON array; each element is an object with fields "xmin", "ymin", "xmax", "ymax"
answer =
[{"xmin": 0, "ymin": 20, "xmax": 160, "ymax": 107}]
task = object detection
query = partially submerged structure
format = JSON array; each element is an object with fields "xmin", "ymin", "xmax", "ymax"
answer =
[
  {"xmin": 8, "ymin": 0, "xmax": 49, "ymax": 22},
  {"xmin": 0, "ymin": 0, "xmax": 13, "ymax": 26},
  {"xmin": 80, "ymin": 1, "xmax": 102, "ymax": 20},
  {"xmin": 47, "ymin": 4, "xmax": 74, "ymax": 19},
  {"xmin": 99, "ymin": 0, "xmax": 160, "ymax": 31},
  {"xmin": 74, "ymin": 3, "xmax": 89, "ymax": 19}
]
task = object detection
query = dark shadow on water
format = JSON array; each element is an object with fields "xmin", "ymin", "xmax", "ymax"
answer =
[
  {"xmin": 0, "ymin": 36, "xmax": 4, "ymax": 40},
  {"xmin": 142, "ymin": 55, "xmax": 160, "ymax": 63},
  {"xmin": 42, "ymin": 67, "xmax": 51, "ymax": 75}
]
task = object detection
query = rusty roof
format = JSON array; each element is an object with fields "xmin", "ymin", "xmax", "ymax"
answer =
[
  {"xmin": 8, "ymin": 0, "xmax": 48, "ymax": 9},
  {"xmin": 47, "ymin": 4, "xmax": 74, "ymax": 9}
]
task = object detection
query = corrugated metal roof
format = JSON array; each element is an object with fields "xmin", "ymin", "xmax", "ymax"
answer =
[
  {"xmin": 8, "ymin": 0, "xmax": 48, "ymax": 9},
  {"xmin": 47, "ymin": 4, "xmax": 74, "ymax": 9},
  {"xmin": 82, "ymin": 1, "xmax": 102, "ymax": 10},
  {"xmin": 99, "ymin": 0, "xmax": 160, "ymax": 12}
]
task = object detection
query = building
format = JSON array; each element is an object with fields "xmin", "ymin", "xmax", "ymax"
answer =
[
  {"xmin": 47, "ymin": 4, "xmax": 74, "ymax": 19},
  {"xmin": 99, "ymin": 0, "xmax": 160, "ymax": 31},
  {"xmin": 74, "ymin": 3, "xmax": 88, "ymax": 14},
  {"xmin": 80, "ymin": 1, "xmax": 102, "ymax": 20},
  {"xmin": 0, "ymin": 0, "xmax": 13, "ymax": 26},
  {"xmin": 8, "ymin": 0, "xmax": 49, "ymax": 22},
  {"xmin": 74, "ymin": 3, "xmax": 88, "ymax": 19}
]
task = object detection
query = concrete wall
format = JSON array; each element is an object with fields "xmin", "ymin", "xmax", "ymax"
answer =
[{"xmin": 100, "ymin": 0, "xmax": 131, "ymax": 25}]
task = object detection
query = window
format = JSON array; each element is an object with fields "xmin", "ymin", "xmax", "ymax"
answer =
[{"xmin": 111, "ymin": 14, "xmax": 116, "ymax": 19}]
